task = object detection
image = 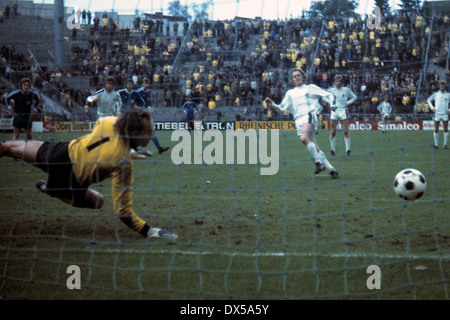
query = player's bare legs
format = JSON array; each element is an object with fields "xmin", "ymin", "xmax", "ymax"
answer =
[
  {"xmin": 330, "ymin": 119, "xmax": 337, "ymax": 156},
  {"xmin": 25, "ymin": 128, "xmax": 32, "ymax": 140},
  {"xmin": 433, "ymin": 121, "xmax": 441, "ymax": 148},
  {"xmin": 382, "ymin": 116, "xmax": 388, "ymax": 133},
  {"xmin": 0, "ymin": 140, "xmax": 43, "ymax": 163},
  {"xmin": 78, "ymin": 189, "xmax": 104, "ymax": 209},
  {"xmin": 301, "ymin": 123, "xmax": 338, "ymax": 178},
  {"xmin": 341, "ymin": 119, "xmax": 351, "ymax": 155},
  {"xmin": 443, "ymin": 121, "xmax": 449, "ymax": 149},
  {"xmin": 12, "ymin": 127, "xmax": 21, "ymax": 140}
]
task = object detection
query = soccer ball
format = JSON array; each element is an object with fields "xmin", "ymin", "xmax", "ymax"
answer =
[{"xmin": 393, "ymin": 169, "xmax": 427, "ymax": 201}]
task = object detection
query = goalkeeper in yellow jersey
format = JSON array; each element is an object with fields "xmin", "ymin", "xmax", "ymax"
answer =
[{"xmin": 0, "ymin": 110, "xmax": 177, "ymax": 240}]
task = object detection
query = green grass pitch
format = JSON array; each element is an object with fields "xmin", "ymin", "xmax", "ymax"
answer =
[{"xmin": 0, "ymin": 128, "xmax": 449, "ymax": 300}]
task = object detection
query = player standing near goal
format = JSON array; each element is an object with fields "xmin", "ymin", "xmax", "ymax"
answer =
[
  {"xmin": 427, "ymin": 80, "xmax": 450, "ymax": 149},
  {"xmin": 182, "ymin": 95, "xmax": 199, "ymax": 133},
  {"xmin": 327, "ymin": 75, "xmax": 357, "ymax": 156},
  {"xmin": 265, "ymin": 68, "xmax": 339, "ymax": 179},
  {"xmin": 117, "ymin": 78, "xmax": 145, "ymax": 113},
  {"xmin": 377, "ymin": 95, "xmax": 392, "ymax": 133},
  {"xmin": 5, "ymin": 78, "xmax": 41, "ymax": 140},
  {"xmin": 135, "ymin": 78, "xmax": 170, "ymax": 154},
  {"xmin": 86, "ymin": 76, "xmax": 122, "ymax": 119},
  {"xmin": 0, "ymin": 110, "xmax": 178, "ymax": 240}
]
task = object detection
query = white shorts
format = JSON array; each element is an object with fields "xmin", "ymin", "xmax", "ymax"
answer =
[
  {"xmin": 381, "ymin": 113, "xmax": 390, "ymax": 119},
  {"xmin": 295, "ymin": 112, "xmax": 317, "ymax": 136},
  {"xmin": 434, "ymin": 114, "xmax": 449, "ymax": 122},
  {"xmin": 330, "ymin": 109, "xmax": 349, "ymax": 121}
]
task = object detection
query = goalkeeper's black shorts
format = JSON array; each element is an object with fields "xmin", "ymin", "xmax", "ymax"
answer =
[{"xmin": 36, "ymin": 142, "xmax": 88, "ymax": 207}]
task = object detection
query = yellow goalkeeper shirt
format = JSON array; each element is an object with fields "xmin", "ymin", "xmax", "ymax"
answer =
[{"xmin": 68, "ymin": 116, "xmax": 146, "ymax": 234}]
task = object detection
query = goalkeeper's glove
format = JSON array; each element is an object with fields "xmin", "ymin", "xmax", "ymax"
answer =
[{"xmin": 148, "ymin": 227, "xmax": 178, "ymax": 240}]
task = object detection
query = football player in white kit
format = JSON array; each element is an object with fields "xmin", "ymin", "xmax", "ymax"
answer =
[
  {"xmin": 377, "ymin": 95, "xmax": 392, "ymax": 133},
  {"xmin": 265, "ymin": 68, "xmax": 339, "ymax": 179},
  {"xmin": 427, "ymin": 80, "xmax": 450, "ymax": 149},
  {"xmin": 328, "ymin": 75, "xmax": 357, "ymax": 156}
]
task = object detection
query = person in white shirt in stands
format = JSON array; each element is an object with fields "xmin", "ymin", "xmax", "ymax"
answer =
[
  {"xmin": 427, "ymin": 80, "xmax": 450, "ymax": 149},
  {"xmin": 377, "ymin": 95, "xmax": 392, "ymax": 133},
  {"xmin": 87, "ymin": 76, "xmax": 122, "ymax": 119},
  {"xmin": 265, "ymin": 68, "xmax": 339, "ymax": 179},
  {"xmin": 327, "ymin": 75, "xmax": 357, "ymax": 156}
]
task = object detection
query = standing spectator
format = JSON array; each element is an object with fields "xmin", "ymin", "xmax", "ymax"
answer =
[
  {"xmin": 12, "ymin": 2, "xmax": 17, "ymax": 17},
  {"xmin": 208, "ymin": 98, "xmax": 216, "ymax": 111},
  {"xmin": 82, "ymin": 9, "xmax": 87, "ymax": 25},
  {"xmin": 5, "ymin": 78, "xmax": 41, "ymax": 140},
  {"xmin": 4, "ymin": 4, "xmax": 10, "ymax": 18}
]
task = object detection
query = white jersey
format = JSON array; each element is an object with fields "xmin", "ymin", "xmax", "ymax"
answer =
[
  {"xmin": 272, "ymin": 84, "xmax": 335, "ymax": 120},
  {"xmin": 427, "ymin": 90, "xmax": 450, "ymax": 116},
  {"xmin": 377, "ymin": 101, "xmax": 392, "ymax": 114},
  {"xmin": 327, "ymin": 86, "xmax": 357, "ymax": 110},
  {"xmin": 87, "ymin": 88, "xmax": 122, "ymax": 119},
  {"xmin": 314, "ymin": 101, "xmax": 323, "ymax": 114}
]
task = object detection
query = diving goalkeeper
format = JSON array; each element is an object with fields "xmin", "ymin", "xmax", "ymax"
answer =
[{"xmin": 0, "ymin": 110, "xmax": 177, "ymax": 240}]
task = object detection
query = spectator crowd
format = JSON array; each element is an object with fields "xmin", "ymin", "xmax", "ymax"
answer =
[{"xmin": 1, "ymin": 6, "xmax": 449, "ymax": 122}]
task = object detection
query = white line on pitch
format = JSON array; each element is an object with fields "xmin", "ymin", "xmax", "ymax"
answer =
[{"xmin": 1, "ymin": 246, "xmax": 448, "ymax": 261}]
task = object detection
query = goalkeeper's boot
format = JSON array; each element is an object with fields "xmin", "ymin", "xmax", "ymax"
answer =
[
  {"xmin": 36, "ymin": 180, "xmax": 47, "ymax": 193},
  {"xmin": 148, "ymin": 227, "xmax": 178, "ymax": 240}
]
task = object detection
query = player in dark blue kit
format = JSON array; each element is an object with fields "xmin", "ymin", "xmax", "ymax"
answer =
[
  {"xmin": 182, "ymin": 96, "xmax": 199, "ymax": 133},
  {"xmin": 5, "ymin": 78, "xmax": 41, "ymax": 140},
  {"xmin": 118, "ymin": 78, "xmax": 145, "ymax": 113},
  {"xmin": 135, "ymin": 78, "xmax": 170, "ymax": 154}
]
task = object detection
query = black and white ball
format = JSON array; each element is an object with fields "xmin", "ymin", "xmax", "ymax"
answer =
[{"xmin": 394, "ymin": 169, "xmax": 427, "ymax": 201}]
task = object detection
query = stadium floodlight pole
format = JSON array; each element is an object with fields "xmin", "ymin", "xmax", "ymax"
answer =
[
  {"xmin": 53, "ymin": 0, "xmax": 65, "ymax": 70},
  {"xmin": 414, "ymin": 15, "xmax": 434, "ymax": 115},
  {"xmin": 27, "ymin": 48, "xmax": 42, "ymax": 72},
  {"xmin": 277, "ymin": 0, "xmax": 279, "ymax": 21},
  {"xmin": 308, "ymin": 20, "xmax": 326, "ymax": 82},
  {"xmin": 446, "ymin": 32, "xmax": 450, "ymax": 72},
  {"xmin": 171, "ymin": 20, "xmax": 193, "ymax": 75}
]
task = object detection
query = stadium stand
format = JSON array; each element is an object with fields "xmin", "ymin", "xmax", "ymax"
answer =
[{"xmin": 0, "ymin": 0, "xmax": 449, "ymax": 123}]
